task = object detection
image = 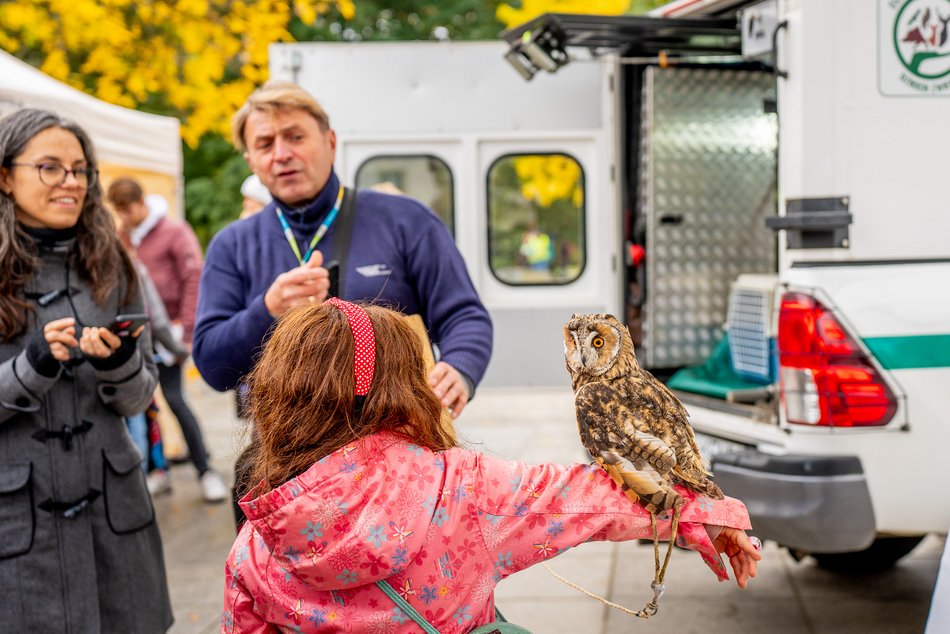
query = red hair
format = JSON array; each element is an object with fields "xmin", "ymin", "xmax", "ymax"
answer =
[{"xmin": 246, "ymin": 302, "xmax": 456, "ymax": 492}]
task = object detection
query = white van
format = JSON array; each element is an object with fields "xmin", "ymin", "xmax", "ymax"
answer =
[{"xmin": 270, "ymin": 0, "xmax": 950, "ymax": 569}]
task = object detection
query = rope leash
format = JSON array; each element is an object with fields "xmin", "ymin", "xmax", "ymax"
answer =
[{"xmin": 541, "ymin": 505, "xmax": 682, "ymax": 619}]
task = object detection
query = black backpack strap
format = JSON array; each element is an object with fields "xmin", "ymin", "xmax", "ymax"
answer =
[{"xmin": 328, "ymin": 187, "xmax": 358, "ymax": 298}]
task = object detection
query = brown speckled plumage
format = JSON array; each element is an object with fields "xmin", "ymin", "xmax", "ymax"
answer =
[{"xmin": 564, "ymin": 313, "xmax": 723, "ymax": 513}]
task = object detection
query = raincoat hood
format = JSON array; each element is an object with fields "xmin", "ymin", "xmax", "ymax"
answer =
[{"xmin": 241, "ymin": 433, "xmax": 440, "ymax": 590}]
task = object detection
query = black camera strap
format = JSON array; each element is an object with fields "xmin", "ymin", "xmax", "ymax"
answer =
[{"xmin": 329, "ymin": 187, "xmax": 358, "ymax": 298}]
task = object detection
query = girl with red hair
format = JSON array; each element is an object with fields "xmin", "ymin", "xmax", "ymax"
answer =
[{"xmin": 224, "ymin": 300, "xmax": 759, "ymax": 633}]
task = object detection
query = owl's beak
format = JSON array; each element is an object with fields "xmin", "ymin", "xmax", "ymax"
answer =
[
  {"xmin": 569, "ymin": 347, "xmax": 590, "ymax": 372},
  {"xmin": 566, "ymin": 334, "xmax": 584, "ymax": 370},
  {"xmin": 580, "ymin": 349, "xmax": 594, "ymax": 369}
]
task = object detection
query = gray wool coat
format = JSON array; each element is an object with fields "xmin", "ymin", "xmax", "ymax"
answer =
[{"xmin": 0, "ymin": 235, "xmax": 173, "ymax": 632}]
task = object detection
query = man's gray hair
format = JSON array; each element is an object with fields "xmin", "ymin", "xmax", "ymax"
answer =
[{"xmin": 231, "ymin": 81, "xmax": 331, "ymax": 152}]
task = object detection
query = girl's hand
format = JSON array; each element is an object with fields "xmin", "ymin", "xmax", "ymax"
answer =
[
  {"xmin": 43, "ymin": 317, "xmax": 79, "ymax": 361},
  {"xmin": 714, "ymin": 527, "xmax": 762, "ymax": 588}
]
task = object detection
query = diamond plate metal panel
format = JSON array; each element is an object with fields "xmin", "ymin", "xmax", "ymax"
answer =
[{"xmin": 639, "ymin": 67, "xmax": 777, "ymax": 368}]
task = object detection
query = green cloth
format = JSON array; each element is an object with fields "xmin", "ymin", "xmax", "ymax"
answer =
[{"xmin": 667, "ymin": 335, "xmax": 771, "ymax": 399}]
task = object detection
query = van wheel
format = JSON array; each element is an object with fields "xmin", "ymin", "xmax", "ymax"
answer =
[{"xmin": 810, "ymin": 536, "xmax": 925, "ymax": 573}]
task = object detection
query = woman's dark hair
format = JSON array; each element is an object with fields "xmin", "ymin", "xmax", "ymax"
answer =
[
  {"xmin": 0, "ymin": 108, "xmax": 138, "ymax": 340},
  {"xmin": 246, "ymin": 302, "xmax": 457, "ymax": 492}
]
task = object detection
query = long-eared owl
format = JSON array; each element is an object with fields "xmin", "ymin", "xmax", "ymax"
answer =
[{"xmin": 563, "ymin": 312, "xmax": 723, "ymax": 513}]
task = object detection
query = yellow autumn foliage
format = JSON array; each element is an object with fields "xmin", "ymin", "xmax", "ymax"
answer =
[
  {"xmin": 496, "ymin": 0, "xmax": 630, "ymax": 28},
  {"xmin": 515, "ymin": 155, "xmax": 584, "ymax": 208},
  {"xmin": 0, "ymin": 0, "xmax": 354, "ymax": 146}
]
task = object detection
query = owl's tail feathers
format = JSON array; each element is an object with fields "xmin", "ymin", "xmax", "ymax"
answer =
[
  {"xmin": 701, "ymin": 479, "xmax": 725, "ymax": 500},
  {"xmin": 595, "ymin": 456, "xmax": 684, "ymax": 514},
  {"xmin": 675, "ymin": 469, "xmax": 726, "ymax": 500}
]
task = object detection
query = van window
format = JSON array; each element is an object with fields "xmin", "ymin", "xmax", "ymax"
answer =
[
  {"xmin": 355, "ymin": 155, "xmax": 454, "ymax": 235},
  {"xmin": 487, "ymin": 153, "xmax": 585, "ymax": 285}
]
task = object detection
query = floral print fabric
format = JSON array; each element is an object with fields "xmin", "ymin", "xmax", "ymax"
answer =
[{"xmin": 223, "ymin": 432, "xmax": 751, "ymax": 633}]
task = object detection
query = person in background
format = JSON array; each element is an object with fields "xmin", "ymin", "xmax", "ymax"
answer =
[
  {"xmin": 125, "ymin": 396, "xmax": 173, "ymax": 494},
  {"xmin": 125, "ymin": 257, "xmax": 189, "ymax": 495},
  {"xmin": 192, "ymin": 80, "xmax": 492, "ymax": 526},
  {"xmin": 519, "ymin": 222, "xmax": 553, "ymax": 272},
  {"xmin": 229, "ymin": 173, "xmax": 274, "ymax": 419},
  {"xmin": 0, "ymin": 108, "xmax": 172, "ymax": 631},
  {"xmin": 223, "ymin": 300, "xmax": 760, "ymax": 631},
  {"xmin": 107, "ymin": 178, "xmax": 228, "ymax": 503},
  {"xmin": 239, "ymin": 173, "xmax": 272, "ymax": 219}
]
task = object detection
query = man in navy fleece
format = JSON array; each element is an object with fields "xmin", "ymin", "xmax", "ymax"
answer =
[{"xmin": 193, "ymin": 80, "xmax": 492, "ymax": 425}]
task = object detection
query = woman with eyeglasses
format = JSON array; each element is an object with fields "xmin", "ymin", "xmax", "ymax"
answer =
[{"xmin": 0, "ymin": 109, "xmax": 172, "ymax": 632}]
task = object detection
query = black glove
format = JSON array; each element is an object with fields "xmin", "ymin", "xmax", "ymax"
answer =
[
  {"xmin": 26, "ymin": 330, "xmax": 62, "ymax": 378},
  {"xmin": 87, "ymin": 334, "xmax": 138, "ymax": 371}
]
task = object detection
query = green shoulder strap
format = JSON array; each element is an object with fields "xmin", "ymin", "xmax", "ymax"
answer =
[
  {"xmin": 469, "ymin": 611, "xmax": 534, "ymax": 634},
  {"xmin": 375, "ymin": 580, "xmax": 532, "ymax": 633},
  {"xmin": 375, "ymin": 580, "xmax": 439, "ymax": 634}
]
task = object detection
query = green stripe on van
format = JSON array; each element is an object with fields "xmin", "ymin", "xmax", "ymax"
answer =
[{"xmin": 863, "ymin": 335, "xmax": 950, "ymax": 369}]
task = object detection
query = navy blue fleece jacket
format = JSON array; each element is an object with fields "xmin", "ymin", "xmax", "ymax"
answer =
[{"xmin": 192, "ymin": 173, "xmax": 493, "ymax": 392}]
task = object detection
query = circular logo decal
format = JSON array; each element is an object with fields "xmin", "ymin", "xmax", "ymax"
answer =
[{"xmin": 893, "ymin": 0, "xmax": 950, "ymax": 80}]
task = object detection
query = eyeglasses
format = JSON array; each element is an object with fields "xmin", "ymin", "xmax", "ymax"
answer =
[{"xmin": 10, "ymin": 162, "xmax": 98, "ymax": 187}]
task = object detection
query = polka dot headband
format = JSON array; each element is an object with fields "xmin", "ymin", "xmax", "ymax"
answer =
[{"xmin": 324, "ymin": 297, "xmax": 375, "ymax": 396}]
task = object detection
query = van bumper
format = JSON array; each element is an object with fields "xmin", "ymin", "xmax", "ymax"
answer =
[{"xmin": 711, "ymin": 452, "xmax": 876, "ymax": 553}]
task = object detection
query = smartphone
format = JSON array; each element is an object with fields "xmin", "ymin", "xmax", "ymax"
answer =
[
  {"xmin": 109, "ymin": 313, "xmax": 149, "ymax": 337},
  {"xmin": 325, "ymin": 260, "xmax": 340, "ymax": 299}
]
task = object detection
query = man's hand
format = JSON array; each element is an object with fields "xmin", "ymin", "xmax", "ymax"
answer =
[
  {"xmin": 264, "ymin": 250, "xmax": 330, "ymax": 317},
  {"xmin": 428, "ymin": 361, "xmax": 470, "ymax": 418},
  {"xmin": 713, "ymin": 527, "xmax": 762, "ymax": 588}
]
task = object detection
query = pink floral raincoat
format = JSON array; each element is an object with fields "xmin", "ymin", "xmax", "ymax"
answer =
[{"xmin": 223, "ymin": 432, "xmax": 752, "ymax": 633}]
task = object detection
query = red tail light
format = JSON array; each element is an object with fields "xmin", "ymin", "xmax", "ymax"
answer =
[{"xmin": 777, "ymin": 292, "xmax": 897, "ymax": 427}]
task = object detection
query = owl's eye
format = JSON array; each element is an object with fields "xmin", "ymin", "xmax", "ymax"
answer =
[{"xmin": 592, "ymin": 337, "xmax": 605, "ymax": 349}]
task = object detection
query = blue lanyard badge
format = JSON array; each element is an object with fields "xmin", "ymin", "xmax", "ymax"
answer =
[{"xmin": 275, "ymin": 186, "xmax": 345, "ymax": 265}]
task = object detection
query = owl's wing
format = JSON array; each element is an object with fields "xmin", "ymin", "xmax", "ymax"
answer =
[
  {"xmin": 643, "ymin": 372, "xmax": 725, "ymax": 500},
  {"xmin": 575, "ymin": 382, "xmax": 684, "ymax": 512}
]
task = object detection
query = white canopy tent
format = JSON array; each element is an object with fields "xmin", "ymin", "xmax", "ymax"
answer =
[{"xmin": 0, "ymin": 49, "xmax": 183, "ymax": 216}]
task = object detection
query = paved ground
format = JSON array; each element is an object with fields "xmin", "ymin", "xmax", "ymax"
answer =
[{"xmin": 156, "ymin": 378, "xmax": 945, "ymax": 633}]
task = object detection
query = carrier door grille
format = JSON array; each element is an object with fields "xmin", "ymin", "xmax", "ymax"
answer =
[{"xmin": 727, "ymin": 285, "xmax": 774, "ymax": 382}]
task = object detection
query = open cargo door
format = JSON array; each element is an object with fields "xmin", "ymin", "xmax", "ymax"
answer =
[
  {"xmin": 637, "ymin": 67, "xmax": 777, "ymax": 369},
  {"xmin": 503, "ymin": 13, "xmax": 778, "ymax": 373}
]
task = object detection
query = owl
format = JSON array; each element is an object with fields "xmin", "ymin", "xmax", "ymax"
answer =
[{"xmin": 563, "ymin": 313, "xmax": 723, "ymax": 514}]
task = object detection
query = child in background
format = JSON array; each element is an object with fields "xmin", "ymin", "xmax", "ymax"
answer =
[{"xmin": 123, "ymin": 259, "xmax": 188, "ymax": 494}]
